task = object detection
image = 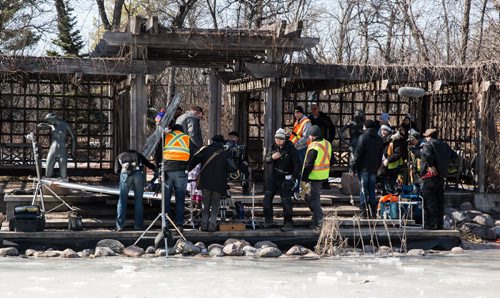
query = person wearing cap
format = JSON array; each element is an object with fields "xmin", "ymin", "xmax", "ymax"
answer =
[
  {"xmin": 308, "ymin": 103, "xmax": 336, "ymax": 143},
  {"xmin": 263, "ymin": 128, "xmax": 300, "ymax": 231},
  {"xmin": 339, "ymin": 109, "xmax": 365, "ymax": 166},
  {"xmin": 226, "ymin": 131, "xmax": 250, "ymax": 195},
  {"xmin": 419, "ymin": 128, "xmax": 457, "ymax": 230},
  {"xmin": 376, "ymin": 112, "xmax": 392, "ymax": 137},
  {"xmin": 407, "ymin": 130, "xmax": 424, "ymax": 184},
  {"xmin": 162, "ymin": 124, "xmax": 194, "ymax": 231},
  {"xmin": 351, "ymin": 119, "xmax": 384, "ymax": 218},
  {"xmin": 188, "ymin": 135, "xmax": 237, "ymax": 232},
  {"xmin": 289, "ymin": 105, "xmax": 312, "ymax": 161},
  {"xmin": 378, "ymin": 124, "xmax": 404, "ymax": 195},
  {"xmin": 301, "ymin": 125, "xmax": 333, "ymax": 229}
]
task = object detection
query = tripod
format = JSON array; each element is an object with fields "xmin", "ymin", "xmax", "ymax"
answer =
[
  {"xmin": 133, "ymin": 128, "xmax": 186, "ymax": 257},
  {"xmin": 27, "ymin": 132, "xmax": 75, "ymax": 213}
]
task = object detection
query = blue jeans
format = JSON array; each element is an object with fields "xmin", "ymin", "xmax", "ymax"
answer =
[
  {"xmin": 164, "ymin": 170, "xmax": 188, "ymax": 226},
  {"xmin": 116, "ymin": 171, "xmax": 145, "ymax": 230},
  {"xmin": 358, "ymin": 170, "xmax": 377, "ymax": 216}
]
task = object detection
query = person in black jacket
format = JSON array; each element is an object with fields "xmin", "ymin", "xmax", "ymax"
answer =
[
  {"xmin": 420, "ymin": 128, "xmax": 457, "ymax": 230},
  {"xmin": 263, "ymin": 128, "xmax": 300, "ymax": 231},
  {"xmin": 351, "ymin": 120, "xmax": 384, "ymax": 218},
  {"xmin": 115, "ymin": 150, "xmax": 156, "ymax": 231},
  {"xmin": 188, "ymin": 135, "xmax": 237, "ymax": 232},
  {"xmin": 308, "ymin": 103, "xmax": 336, "ymax": 143}
]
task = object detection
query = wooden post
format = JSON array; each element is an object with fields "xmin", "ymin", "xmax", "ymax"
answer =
[
  {"xmin": 232, "ymin": 92, "xmax": 248, "ymax": 144},
  {"xmin": 208, "ymin": 69, "xmax": 222, "ymax": 139},
  {"xmin": 128, "ymin": 73, "xmax": 147, "ymax": 151},
  {"xmin": 474, "ymin": 81, "xmax": 493, "ymax": 193}
]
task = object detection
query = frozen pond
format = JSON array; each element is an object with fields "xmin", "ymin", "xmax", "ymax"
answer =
[{"xmin": 1, "ymin": 250, "xmax": 499, "ymax": 298}]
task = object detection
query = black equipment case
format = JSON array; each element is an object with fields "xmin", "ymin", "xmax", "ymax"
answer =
[{"xmin": 9, "ymin": 205, "xmax": 45, "ymax": 232}]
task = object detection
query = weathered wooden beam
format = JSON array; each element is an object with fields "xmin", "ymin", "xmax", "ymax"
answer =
[
  {"xmin": 208, "ymin": 69, "xmax": 222, "ymax": 138},
  {"xmin": 244, "ymin": 63, "xmax": 481, "ymax": 84},
  {"xmin": 284, "ymin": 20, "xmax": 303, "ymax": 38},
  {"xmin": 102, "ymin": 31, "xmax": 319, "ymax": 52},
  {"xmin": 0, "ymin": 56, "xmax": 169, "ymax": 77}
]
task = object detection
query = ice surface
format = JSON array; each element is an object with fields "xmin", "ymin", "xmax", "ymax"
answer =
[{"xmin": 0, "ymin": 250, "xmax": 499, "ymax": 297}]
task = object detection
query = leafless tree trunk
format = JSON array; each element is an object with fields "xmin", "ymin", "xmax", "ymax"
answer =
[
  {"xmin": 460, "ymin": 0, "xmax": 472, "ymax": 64},
  {"xmin": 172, "ymin": 0, "xmax": 199, "ymax": 28},
  {"xmin": 397, "ymin": 0, "xmax": 430, "ymax": 63},
  {"xmin": 384, "ymin": 8, "xmax": 396, "ymax": 63},
  {"xmin": 206, "ymin": 0, "xmax": 218, "ymax": 29},
  {"xmin": 112, "ymin": 0, "xmax": 125, "ymax": 31},
  {"xmin": 441, "ymin": 0, "xmax": 451, "ymax": 64},
  {"xmin": 475, "ymin": 0, "xmax": 488, "ymax": 61},
  {"xmin": 336, "ymin": 2, "xmax": 355, "ymax": 64},
  {"xmin": 96, "ymin": 0, "xmax": 111, "ymax": 30}
]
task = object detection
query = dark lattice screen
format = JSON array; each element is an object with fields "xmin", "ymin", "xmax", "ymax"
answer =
[
  {"xmin": 283, "ymin": 83, "xmax": 411, "ymax": 170},
  {"xmin": 0, "ymin": 77, "xmax": 116, "ymax": 175}
]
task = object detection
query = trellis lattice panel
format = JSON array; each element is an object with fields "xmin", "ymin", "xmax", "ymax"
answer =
[{"xmin": 0, "ymin": 77, "xmax": 116, "ymax": 175}]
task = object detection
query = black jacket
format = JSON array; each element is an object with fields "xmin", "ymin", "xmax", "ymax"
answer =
[
  {"xmin": 302, "ymin": 137, "xmax": 334, "ymax": 181},
  {"xmin": 188, "ymin": 142, "xmax": 237, "ymax": 195},
  {"xmin": 115, "ymin": 150, "xmax": 156, "ymax": 175},
  {"xmin": 351, "ymin": 128, "xmax": 384, "ymax": 174},
  {"xmin": 176, "ymin": 111, "xmax": 203, "ymax": 153},
  {"xmin": 308, "ymin": 112, "xmax": 336, "ymax": 142},
  {"xmin": 420, "ymin": 138, "xmax": 457, "ymax": 178},
  {"xmin": 265, "ymin": 140, "xmax": 300, "ymax": 181}
]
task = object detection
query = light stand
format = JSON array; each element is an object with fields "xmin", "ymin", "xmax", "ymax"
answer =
[
  {"xmin": 133, "ymin": 127, "xmax": 186, "ymax": 257},
  {"xmin": 27, "ymin": 132, "xmax": 75, "ymax": 213}
]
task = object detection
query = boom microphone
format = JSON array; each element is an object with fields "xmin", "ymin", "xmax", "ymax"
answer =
[{"xmin": 398, "ymin": 87, "xmax": 425, "ymax": 98}]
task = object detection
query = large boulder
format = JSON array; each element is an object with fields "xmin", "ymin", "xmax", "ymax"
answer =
[
  {"xmin": 444, "ymin": 207, "xmax": 458, "ymax": 216},
  {"xmin": 36, "ymin": 250, "xmax": 63, "ymax": 258},
  {"xmin": 25, "ymin": 249, "xmax": 37, "ymax": 257},
  {"xmin": 443, "ymin": 215, "xmax": 454, "ymax": 230},
  {"xmin": 472, "ymin": 214, "xmax": 495, "ymax": 228},
  {"xmin": 195, "ymin": 242, "xmax": 208, "ymax": 255},
  {"xmin": 254, "ymin": 241, "xmax": 277, "ymax": 249},
  {"xmin": 224, "ymin": 238, "xmax": 251, "ymax": 248},
  {"xmin": 124, "ymin": 245, "xmax": 145, "ymax": 257},
  {"xmin": 94, "ymin": 246, "xmax": 116, "ymax": 257},
  {"xmin": 378, "ymin": 246, "xmax": 392, "ymax": 256},
  {"xmin": 96, "ymin": 239, "xmax": 125, "ymax": 254},
  {"xmin": 78, "ymin": 249, "xmax": 94, "ymax": 258},
  {"xmin": 174, "ymin": 239, "xmax": 201, "ymax": 255},
  {"xmin": 285, "ymin": 245, "xmax": 310, "ymax": 256},
  {"xmin": 258, "ymin": 247, "xmax": 282, "ymax": 258},
  {"xmin": 461, "ymin": 223, "xmax": 497, "ymax": 240},
  {"xmin": 0, "ymin": 247, "xmax": 19, "ymax": 257},
  {"xmin": 208, "ymin": 244, "xmax": 225, "ymax": 257},
  {"xmin": 145, "ymin": 246, "xmax": 156, "ymax": 254},
  {"xmin": 243, "ymin": 246, "xmax": 258, "ymax": 257},
  {"xmin": 407, "ymin": 249, "xmax": 425, "ymax": 257},
  {"xmin": 450, "ymin": 247, "xmax": 464, "ymax": 254},
  {"xmin": 61, "ymin": 248, "xmax": 79, "ymax": 258},
  {"xmin": 223, "ymin": 243, "xmax": 245, "ymax": 256},
  {"xmin": 363, "ymin": 245, "xmax": 378, "ymax": 254},
  {"xmin": 451, "ymin": 211, "xmax": 470, "ymax": 225}
]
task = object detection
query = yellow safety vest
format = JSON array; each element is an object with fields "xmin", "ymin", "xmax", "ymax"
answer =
[
  {"xmin": 387, "ymin": 141, "xmax": 403, "ymax": 170},
  {"xmin": 306, "ymin": 139, "xmax": 332, "ymax": 180},
  {"xmin": 289, "ymin": 117, "xmax": 311, "ymax": 144},
  {"xmin": 163, "ymin": 130, "xmax": 190, "ymax": 161}
]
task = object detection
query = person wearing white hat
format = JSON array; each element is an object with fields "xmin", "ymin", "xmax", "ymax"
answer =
[{"xmin": 263, "ymin": 128, "xmax": 300, "ymax": 231}]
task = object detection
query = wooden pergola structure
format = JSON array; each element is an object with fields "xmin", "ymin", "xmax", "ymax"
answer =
[{"xmin": 1, "ymin": 15, "xmax": 498, "ymax": 192}]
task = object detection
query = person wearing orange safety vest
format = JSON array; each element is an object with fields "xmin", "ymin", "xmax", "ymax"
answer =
[
  {"xmin": 378, "ymin": 125, "xmax": 403, "ymax": 195},
  {"xmin": 290, "ymin": 106, "xmax": 311, "ymax": 198},
  {"xmin": 163, "ymin": 124, "xmax": 193, "ymax": 229},
  {"xmin": 300, "ymin": 125, "xmax": 333, "ymax": 230}
]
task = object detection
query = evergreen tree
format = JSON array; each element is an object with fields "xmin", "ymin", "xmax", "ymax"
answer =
[
  {"xmin": 50, "ymin": 0, "xmax": 83, "ymax": 56},
  {"xmin": 0, "ymin": 0, "xmax": 40, "ymax": 53}
]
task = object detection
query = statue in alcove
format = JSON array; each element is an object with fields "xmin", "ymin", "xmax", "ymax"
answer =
[{"xmin": 37, "ymin": 113, "xmax": 77, "ymax": 179}]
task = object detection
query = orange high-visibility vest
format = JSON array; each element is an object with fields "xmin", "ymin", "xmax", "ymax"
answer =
[
  {"xmin": 163, "ymin": 130, "xmax": 190, "ymax": 161},
  {"xmin": 289, "ymin": 117, "xmax": 311, "ymax": 144}
]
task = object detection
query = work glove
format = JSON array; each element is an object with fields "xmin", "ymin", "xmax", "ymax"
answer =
[{"xmin": 300, "ymin": 181, "xmax": 311, "ymax": 199}]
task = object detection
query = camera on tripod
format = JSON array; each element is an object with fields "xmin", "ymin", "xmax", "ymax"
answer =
[{"xmin": 224, "ymin": 144, "xmax": 246, "ymax": 161}]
